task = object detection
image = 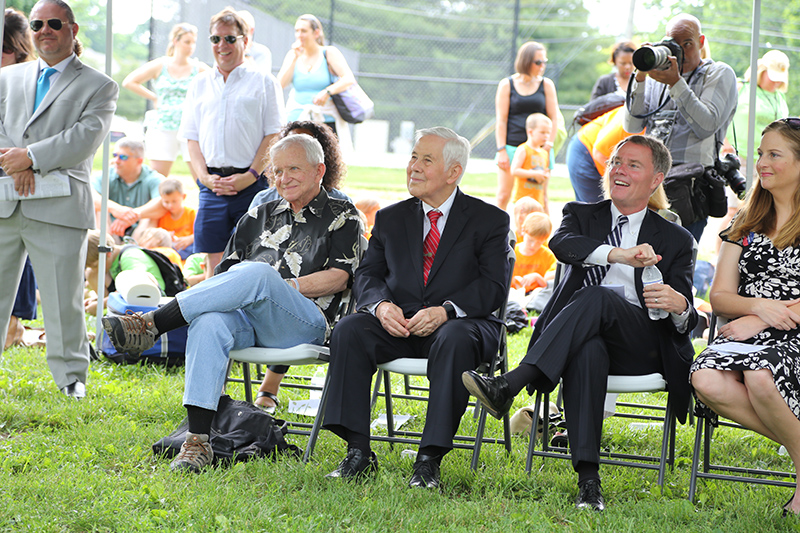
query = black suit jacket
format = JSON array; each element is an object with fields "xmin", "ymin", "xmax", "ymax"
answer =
[
  {"xmin": 532, "ymin": 200, "xmax": 698, "ymax": 422},
  {"xmin": 354, "ymin": 188, "xmax": 510, "ymax": 323}
]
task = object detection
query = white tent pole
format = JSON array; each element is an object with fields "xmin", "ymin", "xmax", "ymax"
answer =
[
  {"xmin": 745, "ymin": 0, "xmax": 761, "ymax": 187},
  {"xmin": 95, "ymin": 0, "xmax": 113, "ymax": 353}
]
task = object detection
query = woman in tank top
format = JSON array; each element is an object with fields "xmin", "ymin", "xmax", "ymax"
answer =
[
  {"xmin": 278, "ymin": 14, "xmax": 356, "ymax": 134},
  {"xmin": 495, "ymin": 41, "xmax": 559, "ymax": 210},
  {"xmin": 122, "ymin": 23, "xmax": 209, "ymax": 178}
]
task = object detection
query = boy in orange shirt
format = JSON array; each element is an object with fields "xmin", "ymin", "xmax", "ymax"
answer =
[
  {"xmin": 512, "ymin": 212, "xmax": 556, "ymax": 293},
  {"xmin": 156, "ymin": 179, "xmax": 196, "ymax": 260},
  {"xmin": 511, "ymin": 113, "xmax": 553, "ymax": 213}
]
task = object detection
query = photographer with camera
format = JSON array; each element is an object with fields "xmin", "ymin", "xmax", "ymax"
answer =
[{"xmin": 623, "ymin": 14, "xmax": 738, "ymax": 243}]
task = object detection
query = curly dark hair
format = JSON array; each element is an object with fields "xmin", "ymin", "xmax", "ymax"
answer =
[{"xmin": 268, "ymin": 121, "xmax": 345, "ymax": 191}]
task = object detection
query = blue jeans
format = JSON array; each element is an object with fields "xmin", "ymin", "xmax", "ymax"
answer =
[
  {"xmin": 175, "ymin": 261, "xmax": 327, "ymax": 410},
  {"xmin": 566, "ymin": 136, "xmax": 604, "ymax": 203}
]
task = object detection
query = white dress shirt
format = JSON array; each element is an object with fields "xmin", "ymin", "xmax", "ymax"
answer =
[
  {"xmin": 179, "ymin": 63, "xmax": 284, "ymax": 168},
  {"xmin": 584, "ymin": 204, "xmax": 691, "ymax": 331}
]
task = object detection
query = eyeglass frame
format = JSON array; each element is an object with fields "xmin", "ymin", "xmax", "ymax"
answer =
[
  {"xmin": 29, "ymin": 18, "xmax": 71, "ymax": 32},
  {"xmin": 533, "ymin": 59, "xmax": 548, "ymax": 66},
  {"xmin": 112, "ymin": 153, "xmax": 130, "ymax": 161},
  {"xmin": 209, "ymin": 34, "xmax": 244, "ymax": 45}
]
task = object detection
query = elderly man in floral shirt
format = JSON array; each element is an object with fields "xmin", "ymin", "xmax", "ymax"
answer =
[{"xmin": 102, "ymin": 134, "xmax": 362, "ymax": 472}]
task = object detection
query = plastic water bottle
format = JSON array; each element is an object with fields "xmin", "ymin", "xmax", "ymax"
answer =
[{"xmin": 642, "ymin": 265, "xmax": 669, "ymax": 320}]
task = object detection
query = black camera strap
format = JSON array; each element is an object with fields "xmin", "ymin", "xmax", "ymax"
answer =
[
  {"xmin": 625, "ymin": 72, "xmax": 670, "ymax": 120},
  {"xmin": 625, "ymin": 63, "xmax": 700, "ymax": 120}
]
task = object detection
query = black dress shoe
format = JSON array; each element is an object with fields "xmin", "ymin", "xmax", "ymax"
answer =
[
  {"xmin": 576, "ymin": 479, "xmax": 605, "ymax": 511},
  {"xmin": 61, "ymin": 381, "xmax": 86, "ymax": 399},
  {"xmin": 461, "ymin": 371, "xmax": 514, "ymax": 419},
  {"xmin": 325, "ymin": 449, "xmax": 377, "ymax": 480},
  {"xmin": 408, "ymin": 454, "xmax": 441, "ymax": 489}
]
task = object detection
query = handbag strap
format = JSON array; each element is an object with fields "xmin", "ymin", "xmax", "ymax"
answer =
[{"xmin": 323, "ymin": 47, "xmax": 336, "ymax": 83}]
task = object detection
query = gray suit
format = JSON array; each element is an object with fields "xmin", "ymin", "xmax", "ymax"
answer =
[{"xmin": 0, "ymin": 56, "xmax": 118, "ymax": 388}]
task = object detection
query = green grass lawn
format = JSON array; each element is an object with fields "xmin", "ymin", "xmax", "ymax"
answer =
[{"xmin": 0, "ymin": 321, "xmax": 796, "ymax": 532}]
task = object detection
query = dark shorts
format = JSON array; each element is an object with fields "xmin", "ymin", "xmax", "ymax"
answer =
[{"xmin": 194, "ymin": 173, "xmax": 266, "ymax": 254}]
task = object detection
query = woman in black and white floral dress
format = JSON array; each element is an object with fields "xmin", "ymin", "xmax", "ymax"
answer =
[{"xmin": 691, "ymin": 118, "xmax": 800, "ymax": 516}]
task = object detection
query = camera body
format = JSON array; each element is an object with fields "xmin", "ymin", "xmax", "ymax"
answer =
[
  {"xmin": 714, "ymin": 153, "xmax": 747, "ymax": 199},
  {"xmin": 632, "ymin": 37, "xmax": 684, "ymax": 72}
]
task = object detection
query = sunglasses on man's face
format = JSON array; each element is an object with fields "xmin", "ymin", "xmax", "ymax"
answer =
[
  {"xmin": 112, "ymin": 153, "xmax": 130, "ymax": 161},
  {"xmin": 29, "ymin": 18, "xmax": 69, "ymax": 32},
  {"xmin": 209, "ymin": 34, "xmax": 243, "ymax": 45},
  {"xmin": 779, "ymin": 117, "xmax": 800, "ymax": 130}
]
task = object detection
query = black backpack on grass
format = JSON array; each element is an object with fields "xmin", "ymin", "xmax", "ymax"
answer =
[{"xmin": 117, "ymin": 244, "xmax": 188, "ymax": 297}]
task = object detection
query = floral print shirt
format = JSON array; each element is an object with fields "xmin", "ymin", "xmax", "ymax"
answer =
[{"xmin": 218, "ymin": 189, "xmax": 362, "ymax": 326}]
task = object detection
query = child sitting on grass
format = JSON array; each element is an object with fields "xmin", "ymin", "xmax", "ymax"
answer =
[
  {"xmin": 156, "ymin": 178, "xmax": 196, "ymax": 260},
  {"xmin": 511, "ymin": 113, "xmax": 553, "ymax": 213},
  {"xmin": 512, "ymin": 212, "xmax": 556, "ymax": 293}
]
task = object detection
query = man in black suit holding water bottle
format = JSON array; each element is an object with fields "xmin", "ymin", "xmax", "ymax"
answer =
[{"xmin": 463, "ymin": 134, "xmax": 697, "ymax": 511}]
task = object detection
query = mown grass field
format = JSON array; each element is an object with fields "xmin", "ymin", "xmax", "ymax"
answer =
[{"xmin": 1, "ymin": 317, "xmax": 797, "ymax": 532}]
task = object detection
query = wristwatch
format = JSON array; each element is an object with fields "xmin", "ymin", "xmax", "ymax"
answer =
[
  {"xmin": 26, "ymin": 148, "xmax": 34, "ymax": 168},
  {"xmin": 442, "ymin": 302, "xmax": 457, "ymax": 320}
]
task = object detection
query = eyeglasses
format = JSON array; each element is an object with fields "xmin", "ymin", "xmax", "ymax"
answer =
[
  {"xmin": 533, "ymin": 59, "xmax": 548, "ymax": 66},
  {"xmin": 29, "ymin": 19, "xmax": 70, "ymax": 32},
  {"xmin": 209, "ymin": 34, "xmax": 243, "ymax": 45},
  {"xmin": 779, "ymin": 117, "xmax": 800, "ymax": 130},
  {"xmin": 112, "ymin": 153, "xmax": 130, "ymax": 161}
]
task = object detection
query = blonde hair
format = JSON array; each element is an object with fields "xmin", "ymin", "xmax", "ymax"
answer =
[
  {"xmin": 521, "ymin": 212, "xmax": 552, "ymax": 239},
  {"xmin": 166, "ymin": 23, "xmax": 197, "ymax": 57},
  {"xmin": 724, "ymin": 119, "xmax": 800, "ymax": 249},
  {"xmin": 297, "ymin": 14, "xmax": 325, "ymax": 45},
  {"xmin": 525, "ymin": 113, "xmax": 551, "ymax": 131},
  {"xmin": 138, "ymin": 227, "xmax": 173, "ymax": 249}
]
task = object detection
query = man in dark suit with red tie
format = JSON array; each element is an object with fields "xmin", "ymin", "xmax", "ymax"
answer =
[
  {"xmin": 464, "ymin": 135, "xmax": 697, "ymax": 510},
  {"xmin": 322, "ymin": 126, "xmax": 511, "ymax": 488}
]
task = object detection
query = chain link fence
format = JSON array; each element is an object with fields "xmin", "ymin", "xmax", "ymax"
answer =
[{"xmin": 149, "ymin": 0, "xmax": 605, "ymax": 160}]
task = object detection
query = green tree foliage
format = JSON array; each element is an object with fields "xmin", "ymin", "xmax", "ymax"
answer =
[{"xmin": 252, "ymin": 0, "xmax": 612, "ymax": 156}]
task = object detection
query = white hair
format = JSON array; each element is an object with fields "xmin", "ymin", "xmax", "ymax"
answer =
[
  {"xmin": 270, "ymin": 134, "xmax": 324, "ymax": 166},
  {"xmin": 414, "ymin": 127, "xmax": 470, "ymax": 183}
]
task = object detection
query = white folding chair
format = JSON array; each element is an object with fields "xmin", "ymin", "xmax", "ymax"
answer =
[
  {"xmin": 224, "ymin": 236, "xmax": 367, "ymax": 462},
  {"xmin": 527, "ymin": 373, "xmax": 677, "ymax": 485}
]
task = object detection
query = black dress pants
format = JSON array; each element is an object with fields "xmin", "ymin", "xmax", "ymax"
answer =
[
  {"xmin": 323, "ymin": 312, "xmax": 501, "ymax": 450},
  {"xmin": 522, "ymin": 286, "xmax": 663, "ymax": 468}
]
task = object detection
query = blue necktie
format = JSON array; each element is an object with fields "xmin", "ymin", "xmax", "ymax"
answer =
[
  {"xmin": 583, "ymin": 215, "xmax": 629, "ymax": 287},
  {"xmin": 34, "ymin": 67, "xmax": 57, "ymax": 111}
]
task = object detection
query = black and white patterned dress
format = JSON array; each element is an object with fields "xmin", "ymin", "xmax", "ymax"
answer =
[{"xmin": 690, "ymin": 232, "xmax": 800, "ymax": 420}]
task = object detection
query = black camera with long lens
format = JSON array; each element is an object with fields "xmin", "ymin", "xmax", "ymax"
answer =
[
  {"xmin": 632, "ymin": 37, "xmax": 684, "ymax": 72},
  {"xmin": 715, "ymin": 153, "xmax": 747, "ymax": 199}
]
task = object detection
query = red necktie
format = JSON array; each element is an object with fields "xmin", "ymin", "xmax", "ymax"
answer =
[{"xmin": 423, "ymin": 210, "xmax": 442, "ymax": 285}]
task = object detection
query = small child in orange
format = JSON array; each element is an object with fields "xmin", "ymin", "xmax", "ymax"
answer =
[
  {"xmin": 355, "ymin": 198, "xmax": 380, "ymax": 240},
  {"xmin": 156, "ymin": 178, "xmax": 196, "ymax": 260},
  {"xmin": 512, "ymin": 196, "xmax": 544, "ymax": 246},
  {"xmin": 511, "ymin": 113, "xmax": 552, "ymax": 213},
  {"xmin": 512, "ymin": 212, "xmax": 556, "ymax": 293}
]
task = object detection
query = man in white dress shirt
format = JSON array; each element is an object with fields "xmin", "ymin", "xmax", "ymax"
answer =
[{"xmin": 179, "ymin": 7, "xmax": 283, "ymax": 274}]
